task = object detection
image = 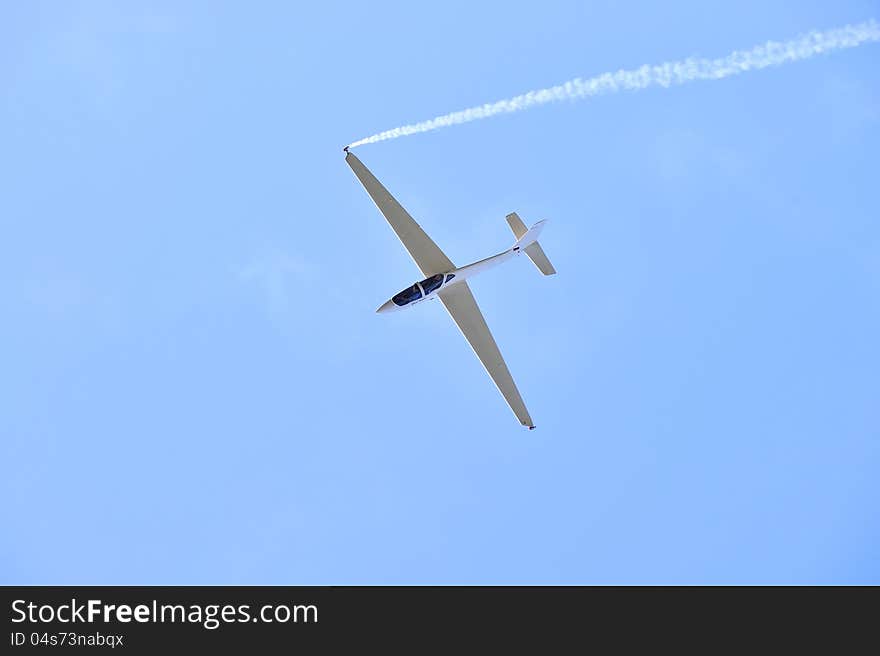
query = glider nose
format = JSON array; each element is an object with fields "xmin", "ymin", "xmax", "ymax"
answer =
[{"xmin": 376, "ymin": 299, "xmax": 395, "ymax": 314}]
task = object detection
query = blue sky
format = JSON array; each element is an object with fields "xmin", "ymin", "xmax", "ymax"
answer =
[{"xmin": 2, "ymin": 0, "xmax": 878, "ymax": 584}]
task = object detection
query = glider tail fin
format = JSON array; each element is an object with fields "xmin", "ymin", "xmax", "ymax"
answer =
[{"xmin": 506, "ymin": 212, "xmax": 557, "ymax": 276}]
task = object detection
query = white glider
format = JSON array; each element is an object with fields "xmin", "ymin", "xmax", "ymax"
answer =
[{"xmin": 345, "ymin": 151, "xmax": 556, "ymax": 429}]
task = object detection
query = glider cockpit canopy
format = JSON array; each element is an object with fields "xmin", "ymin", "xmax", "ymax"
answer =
[{"xmin": 391, "ymin": 273, "xmax": 454, "ymax": 306}]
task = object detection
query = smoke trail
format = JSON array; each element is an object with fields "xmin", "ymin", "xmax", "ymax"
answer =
[{"xmin": 346, "ymin": 19, "xmax": 879, "ymax": 149}]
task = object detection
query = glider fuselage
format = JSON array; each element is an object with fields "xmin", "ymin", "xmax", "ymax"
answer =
[{"xmin": 377, "ymin": 247, "xmax": 521, "ymax": 314}]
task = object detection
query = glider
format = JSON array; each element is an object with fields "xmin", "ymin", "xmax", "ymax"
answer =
[{"xmin": 345, "ymin": 151, "xmax": 556, "ymax": 429}]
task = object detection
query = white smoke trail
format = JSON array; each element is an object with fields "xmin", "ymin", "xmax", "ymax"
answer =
[{"xmin": 346, "ymin": 19, "xmax": 880, "ymax": 149}]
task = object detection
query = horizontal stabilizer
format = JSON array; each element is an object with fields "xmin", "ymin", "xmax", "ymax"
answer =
[
  {"xmin": 524, "ymin": 242, "xmax": 556, "ymax": 275},
  {"xmin": 507, "ymin": 213, "xmax": 556, "ymax": 276},
  {"xmin": 506, "ymin": 212, "xmax": 528, "ymax": 240}
]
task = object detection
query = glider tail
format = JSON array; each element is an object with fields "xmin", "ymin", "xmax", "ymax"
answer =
[{"xmin": 506, "ymin": 212, "xmax": 557, "ymax": 276}]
